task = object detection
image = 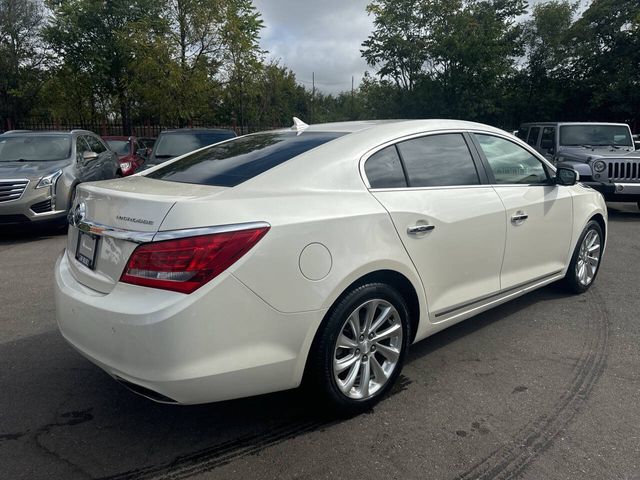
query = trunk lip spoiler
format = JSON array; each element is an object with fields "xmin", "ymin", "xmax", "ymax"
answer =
[{"xmin": 69, "ymin": 216, "xmax": 270, "ymax": 244}]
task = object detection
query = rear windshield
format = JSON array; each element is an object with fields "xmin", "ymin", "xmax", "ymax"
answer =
[
  {"xmin": 146, "ymin": 131, "xmax": 346, "ymax": 187},
  {"xmin": 105, "ymin": 140, "xmax": 130, "ymax": 155},
  {"xmin": 153, "ymin": 132, "xmax": 236, "ymax": 158},
  {"xmin": 0, "ymin": 135, "xmax": 71, "ymax": 162},
  {"xmin": 559, "ymin": 125, "xmax": 632, "ymax": 147}
]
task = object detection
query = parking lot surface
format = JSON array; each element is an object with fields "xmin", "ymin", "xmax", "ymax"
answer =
[{"xmin": 1, "ymin": 203, "xmax": 639, "ymax": 480}]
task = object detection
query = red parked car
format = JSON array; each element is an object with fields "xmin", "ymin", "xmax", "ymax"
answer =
[{"xmin": 103, "ymin": 136, "xmax": 151, "ymax": 176}]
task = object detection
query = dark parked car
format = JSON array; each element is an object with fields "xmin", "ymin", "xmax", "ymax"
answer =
[
  {"xmin": 145, "ymin": 128, "xmax": 236, "ymax": 169},
  {"xmin": 0, "ymin": 130, "xmax": 120, "ymax": 226},
  {"xmin": 103, "ymin": 135, "xmax": 148, "ymax": 176},
  {"xmin": 518, "ymin": 122, "xmax": 640, "ymax": 207}
]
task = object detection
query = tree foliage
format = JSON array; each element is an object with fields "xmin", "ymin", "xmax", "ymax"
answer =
[{"xmin": 1, "ymin": 0, "xmax": 639, "ymax": 133}]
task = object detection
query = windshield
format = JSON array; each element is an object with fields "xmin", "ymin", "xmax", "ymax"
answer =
[
  {"xmin": 559, "ymin": 125, "xmax": 633, "ymax": 147},
  {"xmin": 147, "ymin": 131, "xmax": 346, "ymax": 187},
  {"xmin": 105, "ymin": 140, "xmax": 130, "ymax": 156},
  {"xmin": 153, "ymin": 132, "xmax": 236, "ymax": 158},
  {"xmin": 0, "ymin": 136, "xmax": 71, "ymax": 162}
]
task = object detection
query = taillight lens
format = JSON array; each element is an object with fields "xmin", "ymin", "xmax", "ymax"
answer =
[{"xmin": 120, "ymin": 227, "xmax": 269, "ymax": 294}]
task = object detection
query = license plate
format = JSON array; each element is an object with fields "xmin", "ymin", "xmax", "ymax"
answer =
[{"xmin": 75, "ymin": 231, "xmax": 99, "ymax": 270}]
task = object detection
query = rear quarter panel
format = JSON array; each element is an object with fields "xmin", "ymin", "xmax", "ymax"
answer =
[{"xmin": 159, "ymin": 189, "xmax": 430, "ymax": 338}]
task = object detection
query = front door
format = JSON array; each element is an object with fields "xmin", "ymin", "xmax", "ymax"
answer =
[{"xmin": 471, "ymin": 133, "xmax": 573, "ymax": 290}]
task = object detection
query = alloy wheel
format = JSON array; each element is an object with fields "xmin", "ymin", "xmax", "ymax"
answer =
[
  {"xmin": 332, "ymin": 299, "xmax": 403, "ymax": 400},
  {"xmin": 575, "ymin": 229, "xmax": 601, "ymax": 286}
]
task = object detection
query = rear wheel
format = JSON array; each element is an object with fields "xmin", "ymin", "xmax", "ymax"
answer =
[
  {"xmin": 306, "ymin": 283, "xmax": 411, "ymax": 415},
  {"xmin": 562, "ymin": 220, "xmax": 603, "ymax": 293}
]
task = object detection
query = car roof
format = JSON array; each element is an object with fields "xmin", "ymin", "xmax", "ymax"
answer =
[{"xmin": 0, "ymin": 129, "xmax": 96, "ymax": 137}]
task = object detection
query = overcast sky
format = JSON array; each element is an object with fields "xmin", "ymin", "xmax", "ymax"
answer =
[
  {"xmin": 253, "ymin": 0, "xmax": 587, "ymax": 95},
  {"xmin": 253, "ymin": 0, "xmax": 373, "ymax": 94}
]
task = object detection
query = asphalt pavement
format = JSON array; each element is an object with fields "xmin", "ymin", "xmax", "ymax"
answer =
[{"xmin": 1, "ymin": 203, "xmax": 639, "ymax": 480}]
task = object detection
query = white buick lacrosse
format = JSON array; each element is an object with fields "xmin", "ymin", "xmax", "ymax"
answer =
[{"xmin": 55, "ymin": 119, "xmax": 607, "ymax": 413}]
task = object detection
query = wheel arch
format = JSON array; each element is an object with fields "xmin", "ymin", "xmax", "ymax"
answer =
[{"xmin": 301, "ymin": 268, "xmax": 422, "ymax": 387}]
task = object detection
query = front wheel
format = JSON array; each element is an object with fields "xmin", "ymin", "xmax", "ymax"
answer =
[
  {"xmin": 306, "ymin": 283, "xmax": 411, "ymax": 415},
  {"xmin": 562, "ymin": 220, "xmax": 604, "ymax": 293}
]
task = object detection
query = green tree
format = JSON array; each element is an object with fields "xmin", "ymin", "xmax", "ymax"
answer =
[
  {"xmin": 44, "ymin": 0, "xmax": 167, "ymax": 133},
  {"xmin": 0, "ymin": 0, "xmax": 48, "ymax": 129},
  {"xmin": 569, "ymin": 0, "xmax": 640, "ymax": 127}
]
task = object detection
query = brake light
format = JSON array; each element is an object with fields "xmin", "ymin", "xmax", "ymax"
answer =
[{"xmin": 120, "ymin": 227, "xmax": 269, "ymax": 293}]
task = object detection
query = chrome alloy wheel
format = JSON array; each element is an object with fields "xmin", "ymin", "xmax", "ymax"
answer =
[
  {"xmin": 332, "ymin": 299, "xmax": 403, "ymax": 400},
  {"xmin": 576, "ymin": 229, "xmax": 601, "ymax": 286}
]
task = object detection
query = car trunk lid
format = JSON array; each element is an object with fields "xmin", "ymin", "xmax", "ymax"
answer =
[{"xmin": 66, "ymin": 176, "xmax": 228, "ymax": 293}]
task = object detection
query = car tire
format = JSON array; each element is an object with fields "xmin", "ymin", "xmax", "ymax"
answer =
[
  {"xmin": 305, "ymin": 282, "xmax": 411, "ymax": 416},
  {"xmin": 562, "ymin": 220, "xmax": 604, "ymax": 294}
]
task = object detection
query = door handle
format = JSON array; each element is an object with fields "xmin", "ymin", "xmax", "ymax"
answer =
[
  {"xmin": 407, "ymin": 224, "xmax": 436, "ymax": 234},
  {"xmin": 511, "ymin": 211, "xmax": 528, "ymax": 225}
]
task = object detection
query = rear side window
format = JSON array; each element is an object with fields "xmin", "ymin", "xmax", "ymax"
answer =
[
  {"xmin": 396, "ymin": 134, "xmax": 480, "ymax": 187},
  {"xmin": 364, "ymin": 146, "xmax": 407, "ymax": 188},
  {"xmin": 146, "ymin": 131, "xmax": 345, "ymax": 187}
]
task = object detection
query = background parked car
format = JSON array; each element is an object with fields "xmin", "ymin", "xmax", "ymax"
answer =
[
  {"xmin": 517, "ymin": 122, "xmax": 640, "ymax": 207},
  {"xmin": 0, "ymin": 130, "xmax": 119, "ymax": 227},
  {"xmin": 144, "ymin": 128, "xmax": 236, "ymax": 169},
  {"xmin": 103, "ymin": 135, "xmax": 148, "ymax": 176}
]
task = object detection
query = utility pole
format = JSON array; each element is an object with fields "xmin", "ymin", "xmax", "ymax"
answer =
[
  {"xmin": 311, "ymin": 71, "xmax": 315, "ymax": 124},
  {"xmin": 351, "ymin": 75, "xmax": 354, "ymax": 120}
]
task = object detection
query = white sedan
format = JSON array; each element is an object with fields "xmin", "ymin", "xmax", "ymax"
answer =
[{"xmin": 55, "ymin": 119, "xmax": 607, "ymax": 413}]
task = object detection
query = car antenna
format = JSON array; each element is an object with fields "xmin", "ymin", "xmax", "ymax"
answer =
[{"xmin": 291, "ymin": 117, "xmax": 309, "ymax": 135}]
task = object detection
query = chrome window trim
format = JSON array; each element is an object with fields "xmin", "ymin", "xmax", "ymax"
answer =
[
  {"xmin": 70, "ymin": 218, "xmax": 270, "ymax": 244},
  {"xmin": 359, "ymin": 128, "xmax": 556, "ymax": 190},
  {"xmin": 0, "ymin": 178, "xmax": 30, "ymax": 203},
  {"xmin": 153, "ymin": 222, "xmax": 271, "ymax": 242}
]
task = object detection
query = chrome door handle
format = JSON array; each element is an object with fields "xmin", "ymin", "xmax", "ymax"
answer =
[
  {"xmin": 407, "ymin": 224, "xmax": 435, "ymax": 234},
  {"xmin": 511, "ymin": 211, "xmax": 528, "ymax": 225}
]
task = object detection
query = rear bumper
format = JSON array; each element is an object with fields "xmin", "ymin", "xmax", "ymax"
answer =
[{"xmin": 54, "ymin": 251, "xmax": 325, "ymax": 404}]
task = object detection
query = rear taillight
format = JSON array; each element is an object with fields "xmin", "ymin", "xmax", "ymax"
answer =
[{"xmin": 120, "ymin": 226, "xmax": 269, "ymax": 294}]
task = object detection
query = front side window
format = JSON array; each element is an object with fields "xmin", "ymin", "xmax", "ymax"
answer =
[
  {"xmin": 147, "ymin": 131, "xmax": 345, "ymax": 187},
  {"xmin": 475, "ymin": 134, "xmax": 549, "ymax": 185},
  {"xmin": 364, "ymin": 146, "xmax": 407, "ymax": 188},
  {"xmin": 540, "ymin": 127, "xmax": 556, "ymax": 154},
  {"xmin": 527, "ymin": 127, "xmax": 541, "ymax": 147},
  {"xmin": 396, "ymin": 133, "xmax": 480, "ymax": 187},
  {"xmin": 86, "ymin": 135, "xmax": 107, "ymax": 153}
]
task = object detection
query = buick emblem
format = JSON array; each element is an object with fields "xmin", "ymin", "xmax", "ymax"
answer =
[{"xmin": 73, "ymin": 202, "xmax": 86, "ymax": 226}]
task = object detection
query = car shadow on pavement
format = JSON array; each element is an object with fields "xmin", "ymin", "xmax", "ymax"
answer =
[
  {"xmin": 0, "ymin": 224, "xmax": 67, "ymax": 244},
  {"xmin": 0, "ymin": 283, "xmax": 574, "ymax": 480},
  {"xmin": 606, "ymin": 202, "xmax": 640, "ymax": 221}
]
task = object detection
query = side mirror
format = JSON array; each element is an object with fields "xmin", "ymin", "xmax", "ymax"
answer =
[
  {"xmin": 555, "ymin": 167, "xmax": 579, "ymax": 186},
  {"xmin": 136, "ymin": 148, "xmax": 147, "ymax": 159},
  {"xmin": 82, "ymin": 151, "xmax": 98, "ymax": 162}
]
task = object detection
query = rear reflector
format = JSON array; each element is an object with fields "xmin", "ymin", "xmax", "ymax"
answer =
[{"xmin": 120, "ymin": 226, "xmax": 269, "ymax": 293}]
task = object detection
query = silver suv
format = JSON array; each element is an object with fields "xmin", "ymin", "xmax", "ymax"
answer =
[
  {"xmin": 517, "ymin": 122, "xmax": 640, "ymax": 206},
  {"xmin": 0, "ymin": 130, "xmax": 120, "ymax": 227}
]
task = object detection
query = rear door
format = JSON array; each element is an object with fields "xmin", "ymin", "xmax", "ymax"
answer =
[
  {"xmin": 471, "ymin": 133, "xmax": 573, "ymax": 290},
  {"xmin": 368, "ymin": 132, "xmax": 506, "ymax": 320}
]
